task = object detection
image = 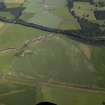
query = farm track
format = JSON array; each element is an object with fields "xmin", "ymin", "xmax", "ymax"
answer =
[
  {"xmin": 2, "ymin": 76, "xmax": 105, "ymax": 94},
  {"xmin": 0, "ymin": 48, "xmax": 17, "ymax": 54},
  {"xmin": 39, "ymin": 80, "xmax": 105, "ymax": 94},
  {"xmin": 0, "ymin": 89, "xmax": 26, "ymax": 97},
  {"xmin": 0, "ymin": 34, "xmax": 55, "ymax": 55}
]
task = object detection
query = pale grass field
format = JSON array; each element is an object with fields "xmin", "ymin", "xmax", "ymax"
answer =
[
  {"xmin": 4, "ymin": 0, "xmax": 25, "ymax": 3},
  {"xmin": 0, "ymin": 22, "xmax": 5, "ymax": 29}
]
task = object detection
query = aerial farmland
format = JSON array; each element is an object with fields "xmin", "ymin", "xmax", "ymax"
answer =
[{"xmin": 0, "ymin": 0, "xmax": 105, "ymax": 105}]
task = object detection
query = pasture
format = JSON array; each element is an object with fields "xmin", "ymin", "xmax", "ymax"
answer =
[
  {"xmin": 41, "ymin": 84, "xmax": 105, "ymax": 105},
  {"xmin": 0, "ymin": 0, "xmax": 104, "ymax": 105}
]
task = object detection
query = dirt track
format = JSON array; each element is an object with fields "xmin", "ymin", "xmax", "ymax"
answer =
[{"xmin": 3, "ymin": 76, "xmax": 105, "ymax": 94}]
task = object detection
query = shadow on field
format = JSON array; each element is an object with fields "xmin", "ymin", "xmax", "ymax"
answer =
[{"xmin": 36, "ymin": 102, "xmax": 57, "ymax": 105}]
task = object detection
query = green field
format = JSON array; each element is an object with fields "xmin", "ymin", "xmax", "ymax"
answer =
[
  {"xmin": 0, "ymin": 81, "xmax": 36, "ymax": 105},
  {"xmin": 21, "ymin": 0, "xmax": 80, "ymax": 29},
  {"xmin": 0, "ymin": 0, "xmax": 105, "ymax": 105},
  {"xmin": 41, "ymin": 84, "xmax": 105, "ymax": 105},
  {"xmin": 73, "ymin": 1, "xmax": 96, "ymax": 21}
]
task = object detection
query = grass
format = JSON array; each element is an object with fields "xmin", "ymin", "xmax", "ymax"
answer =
[
  {"xmin": 0, "ymin": 80, "xmax": 44, "ymax": 105},
  {"xmin": 22, "ymin": 0, "xmax": 44, "ymax": 13},
  {"xmin": 0, "ymin": 88, "xmax": 36, "ymax": 105},
  {"xmin": 29, "ymin": 11, "xmax": 62, "ymax": 28},
  {"xmin": 0, "ymin": 82, "xmax": 25, "ymax": 94},
  {"xmin": 0, "ymin": 53, "xmax": 14, "ymax": 73},
  {"xmin": 4, "ymin": 0, "xmax": 24, "ymax": 3},
  {"xmin": 0, "ymin": 1, "xmax": 105, "ymax": 105},
  {"xmin": 73, "ymin": 1, "xmax": 96, "ymax": 21},
  {"xmin": 0, "ymin": 22, "xmax": 50, "ymax": 74},
  {"xmin": 0, "ymin": 12, "xmax": 14, "ymax": 20},
  {"xmin": 41, "ymin": 84, "xmax": 105, "ymax": 105},
  {"xmin": 12, "ymin": 35, "xmax": 102, "ymax": 87},
  {"xmin": 91, "ymin": 47, "xmax": 105, "ymax": 87},
  {"xmin": 0, "ymin": 22, "xmax": 5, "ymax": 29},
  {"xmin": 0, "ymin": 82, "xmax": 36, "ymax": 105},
  {"xmin": 21, "ymin": 0, "xmax": 80, "ymax": 30},
  {"xmin": 0, "ymin": 23, "xmax": 49, "ymax": 49}
]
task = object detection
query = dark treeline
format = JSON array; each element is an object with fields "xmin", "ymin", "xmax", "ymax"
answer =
[
  {"xmin": 0, "ymin": 16, "xmax": 105, "ymax": 46},
  {"xmin": 0, "ymin": 1, "xmax": 105, "ymax": 46},
  {"xmin": 16, "ymin": 19, "xmax": 105, "ymax": 46}
]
